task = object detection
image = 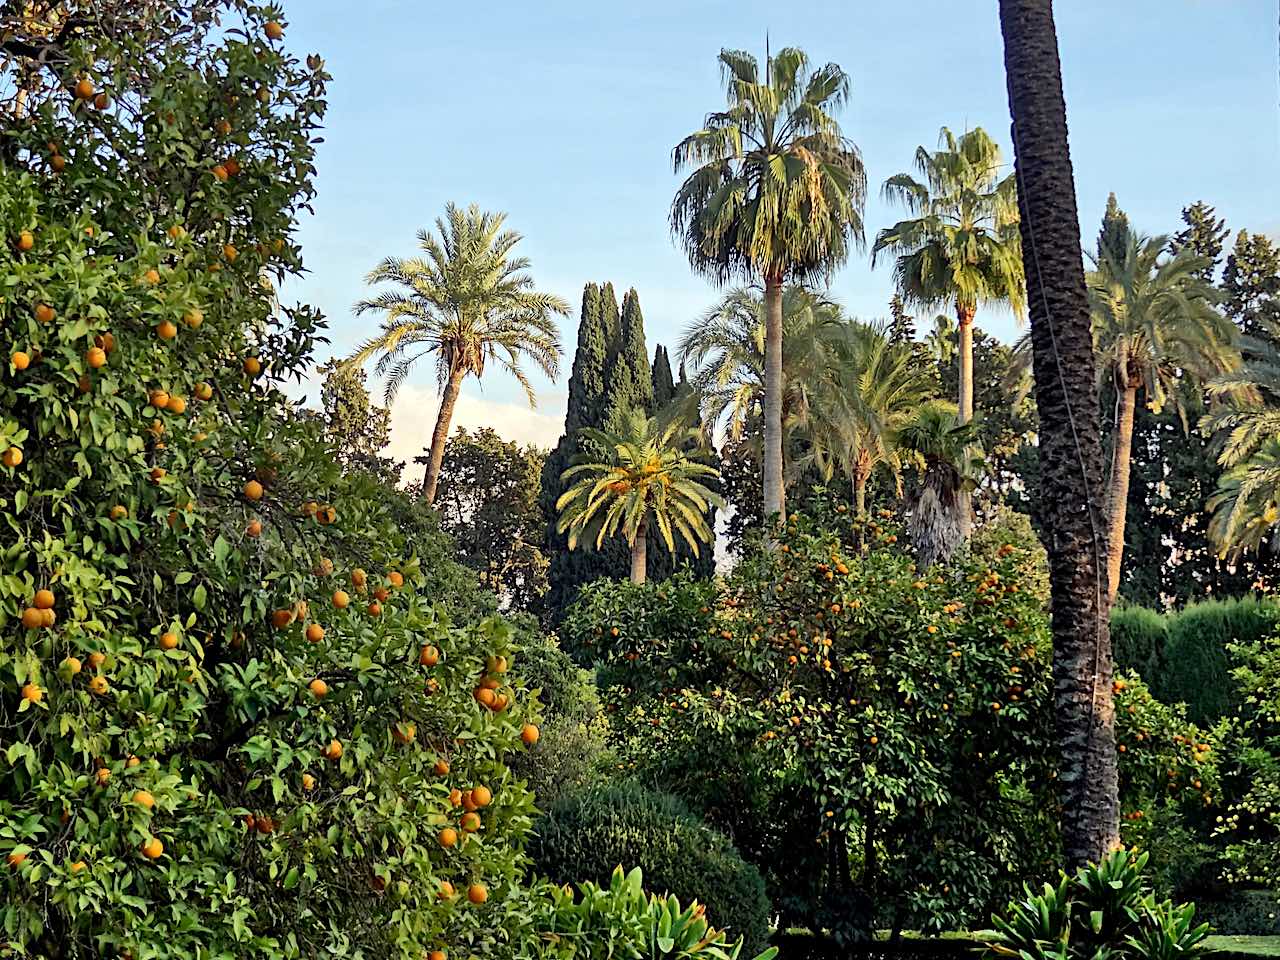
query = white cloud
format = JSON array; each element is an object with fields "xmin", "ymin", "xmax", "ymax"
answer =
[{"xmin": 383, "ymin": 383, "xmax": 566, "ymax": 469}]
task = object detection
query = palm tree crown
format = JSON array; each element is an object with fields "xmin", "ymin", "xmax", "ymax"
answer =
[
  {"xmin": 556, "ymin": 409, "xmax": 724, "ymax": 584},
  {"xmin": 896, "ymin": 400, "xmax": 984, "ymax": 569}
]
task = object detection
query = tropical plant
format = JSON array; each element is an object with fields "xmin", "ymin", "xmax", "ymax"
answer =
[
  {"xmin": 671, "ymin": 46, "xmax": 867, "ymax": 524},
  {"xmin": 896, "ymin": 400, "xmax": 983, "ymax": 568},
  {"xmin": 1089, "ymin": 228, "xmax": 1237, "ymax": 600},
  {"xmin": 802, "ymin": 320, "xmax": 936, "ymax": 515},
  {"xmin": 556, "ymin": 410, "xmax": 723, "ymax": 584},
  {"xmin": 677, "ymin": 286, "xmax": 841, "ymax": 450},
  {"xmin": 872, "ymin": 126, "xmax": 1025, "ymax": 426},
  {"xmin": 349, "ymin": 203, "xmax": 568, "ymax": 502},
  {"xmin": 998, "ymin": 0, "xmax": 1122, "ymax": 868}
]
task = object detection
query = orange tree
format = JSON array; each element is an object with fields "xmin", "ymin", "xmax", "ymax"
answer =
[
  {"xmin": 0, "ymin": 4, "xmax": 540, "ymax": 957},
  {"xmin": 564, "ymin": 505, "xmax": 1220, "ymax": 939}
]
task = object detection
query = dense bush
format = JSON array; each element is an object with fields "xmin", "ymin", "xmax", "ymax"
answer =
[
  {"xmin": 985, "ymin": 850, "xmax": 1209, "ymax": 960},
  {"xmin": 1112, "ymin": 605, "xmax": 1169, "ymax": 685},
  {"xmin": 529, "ymin": 782, "xmax": 771, "ymax": 955}
]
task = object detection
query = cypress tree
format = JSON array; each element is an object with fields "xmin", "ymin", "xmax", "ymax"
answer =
[
  {"xmin": 1170, "ymin": 201, "xmax": 1228, "ymax": 283},
  {"xmin": 1096, "ymin": 192, "xmax": 1129, "ymax": 264},
  {"xmin": 1223, "ymin": 229, "xmax": 1280, "ymax": 341},
  {"xmin": 603, "ymin": 287, "xmax": 654, "ymax": 429},
  {"xmin": 888, "ymin": 294, "xmax": 914, "ymax": 345},
  {"xmin": 651, "ymin": 345, "xmax": 676, "ymax": 410}
]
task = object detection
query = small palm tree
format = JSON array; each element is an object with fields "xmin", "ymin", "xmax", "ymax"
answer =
[
  {"xmin": 349, "ymin": 203, "xmax": 569, "ymax": 503},
  {"xmin": 677, "ymin": 286, "xmax": 841, "ymax": 453},
  {"xmin": 1089, "ymin": 228, "xmax": 1237, "ymax": 600},
  {"xmin": 672, "ymin": 46, "xmax": 867, "ymax": 524},
  {"xmin": 804, "ymin": 321, "xmax": 937, "ymax": 516},
  {"xmin": 896, "ymin": 401, "xmax": 984, "ymax": 569},
  {"xmin": 556, "ymin": 409, "xmax": 724, "ymax": 584},
  {"xmin": 872, "ymin": 127, "xmax": 1025, "ymax": 425}
]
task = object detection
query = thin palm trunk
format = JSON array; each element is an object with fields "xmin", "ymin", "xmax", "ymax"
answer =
[
  {"xmin": 854, "ymin": 475, "xmax": 867, "ymax": 517},
  {"xmin": 422, "ymin": 366, "xmax": 466, "ymax": 504},
  {"xmin": 1105, "ymin": 383, "xmax": 1137, "ymax": 602},
  {"xmin": 956, "ymin": 304, "xmax": 976, "ymax": 541},
  {"xmin": 630, "ymin": 526, "xmax": 647, "ymax": 584},
  {"xmin": 762, "ymin": 273, "xmax": 786, "ymax": 525},
  {"xmin": 1000, "ymin": 0, "xmax": 1120, "ymax": 869}
]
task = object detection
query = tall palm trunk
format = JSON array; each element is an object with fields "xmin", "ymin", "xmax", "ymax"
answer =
[
  {"xmin": 630, "ymin": 527, "xmax": 647, "ymax": 584},
  {"xmin": 853, "ymin": 451, "xmax": 871, "ymax": 517},
  {"xmin": 1105, "ymin": 380, "xmax": 1138, "ymax": 602},
  {"xmin": 956, "ymin": 303, "xmax": 976, "ymax": 540},
  {"xmin": 762, "ymin": 272, "xmax": 786, "ymax": 526},
  {"xmin": 422, "ymin": 365, "xmax": 466, "ymax": 504},
  {"xmin": 999, "ymin": 0, "xmax": 1120, "ymax": 869}
]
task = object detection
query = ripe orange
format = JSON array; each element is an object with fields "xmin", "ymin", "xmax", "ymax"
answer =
[
  {"xmin": 16, "ymin": 230, "xmax": 34, "ymax": 251},
  {"xmin": 86, "ymin": 347, "xmax": 107, "ymax": 368},
  {"xmin": 392, "ymin": 722, "xmax": 416, "ymax": 744},
  {"xmin": 34, "ymin": 303, "xmax": 55, "ymax": 323},
  {"xmin": 93, "ymin": 92, "xmax": 110, "ymax": 110},
  {"xmin": 323, "ymin": 739, "xmax": 343, "ymax": 760},
  {"xmin": 70, "ymin": 860, "xmax": 86, "ymax": 873},
  {"xmin": 50, "ymin": 154, "xmax": 65, "ymax": 173},
  {"xmin": 2, "ymin": 447, "xmax": 23, "ymax": 468},
  {"xmin": 246, "ymin": 519, "xmax": 263, "ymax": 538},
  {"xmin": 467, "ymin": 883, "xmax": 488, "ymax": 904},
  {"xmin": 34, "ymin": 589, "xmax": 55, "ymax": 610},
  {"xmin": 373, "ymin": 586, "xmax": 389, "ymax": 603},
  {"xmin": 159, "ymin": 632, "xmax": 179, "ymax": 651},
  {"xmin": 332, "ymin": 589, "xmax": 350, "ymax": 609},
  {"xmin": 127, "ymin": 756, "xmax": 140, "ymax": 768},
  {"xmin": 211, "ymin": 164, "xmax": 228, "ymax": 181},
  {"xmin": 223, "ymin": 243, "xmax": 238, "ymax": 262},
  {"xmin": 271, "ymin": 609, "xmax": 293, "ymax": 629},
  {"xmin": 243, "ymin": 479, "xmax": 264, "ymax": 501},
  {"xmin": 419, "ymin": 645, "xmax": 440, "ymax": 666},
  {"xmin": 21, "ymin": 683, "xmax": 42, "ymax": 703},
  {"xmin": 21, "ymin": 607, "xmax": 43, "ymax": 629},
  {"xmin": 471, "ymin": 785, "xmax": 492, "ymax": 808},
  {"xmin": 95, "ymin": 332, "xmax": 115, "ymax": 352},
  {"xmin": 156, "ymin": 320, "xmax": 177, "ymax": 340},
  {"xmin": 11, "ymin": 351, "xmax": 30, "ymax": 370},
  {"xmin": 88, "ymin": 652, "xmax": 106, "ymax": 669},
  {"xmin": 521, "ymin": 724, "xmax": 540, "ymax": 746},
  {"xmin": 61, "ymin": 656, "xmax": 82, "ymax": 675},
  {"xmin": 387, "ymin": 571, "xmax": 404, "ymax": 587},
  {"xmin": 438, "ymin": 881, "xmax": 455, "ymax": 900},
  {"xmin": 74, "ymin": 77, "xmax": 95, "ymax": 100},
  {"xmin": 194, "ymin": 382, "xmax": 213, "ymax": 401},
  {"xmin": 351, "ymin": 568, "xmax": 367, "ymax": 587},
  {"xmin": 40, "ymin": 608, "xmax": 55, "ymax": 628},
  {"xmin": 429, "ymin": 951, "xmax": 447, "ymax": 960},
  {"xmin": 141, "ymin": 837, "xmax": 163, "ymax": 860},
  {"xmin": 449, "ymin": 788, "xmax": 463, "ymax": 807},
  {"xmin": 88, "ymin": 676, "xmax": 109, "ymax": 696},
  {"xmin": 473, "ymin": 687, "xmax": 496, "ymax": 708},
  {"xmin": 438, "ymin": 827, "xmax": 458, "ymax": 848},
  {"xmin": 302, "ymin": 773, "xmax": 316, "ymax": 791},
  {"xmin": 367, "ymin": 601, "xmax": 382, "ymax": 617},
  {"xmin": 95, "ymin": 767, "xmax": 111, "ymax": 785},
  {"xmin": 461, "ymin": 812, "xmax": 481, "ymax": 833},
  {"xmin": 165, "ymin": 395, "xmax": 186, "ymax": 414},
  {"xmin": 265, "ymin": 20, "xmax": 284, "ymax": 40},
  {"xmin": 184, "ymin": 308, "xmax": 204, "ymax": 329},
  {"xmin": 149, "ymin": 389, "xmax": 170, "ymax": 409},
  {"xmin": 143, "ymin": 268, "xmax": 161, "ymax": 285},
  {"xmin": 243, "ymin": 357, "xmax": 261, "ymax": 376},
  {"xmin": 305, "ymin": 623, "xmax": 324, "ymax": 643},
  {"xmin": 7, "ymin": 852, "xmax": 28, "ymax": 868},
  {"xmin": 308, "ymin": 678, "xmax": 329, "ymax": 699},
  {"xmin": 224, "ymin": 158, "xmax": 241, "ymax": 177},
  {"xmin": 433, "ymin": 758, "xmax": 450, "ymax": 776},
  {"xmin": 491, "ymin": 693, "xmax": 509, "ymax": 712},
  {"xmin": 132, "ymin": 790, "xmax": 155, "ymax": 809}
]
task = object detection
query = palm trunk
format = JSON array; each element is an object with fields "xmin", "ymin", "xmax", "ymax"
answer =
[
  {"xmin": 1105, "ymin": 383, "xmax": 1137, "ymax": 603},
  {"xmin": 999, "ymin": 0, "xmax": 1120, "ymax": 869},
  {"xmin": 854, "ymin": 475, "xmax": 867, "ymax": 517},
  {"xmin": 762, "ymin": 272, "xmax": 786, "ymax": 527},
  {"xmin": 630, "ymin": 527, "xmax": 647, "ymax": 585},
  {"xmin": 421, "ymin": 366, "xmax": 465, "ymax": 504},
  {"xmin": 956, "ymin": 303, "xmax": 976, "ymax": 424}
]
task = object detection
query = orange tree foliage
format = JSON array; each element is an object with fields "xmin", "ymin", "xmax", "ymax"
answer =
[
  {"xmin": 564, "ymin": 506, "xmax": 1220, "ymax": 939},
  {"xmin": 0, "ymin": 4, "xmax": 540, "ymax": 957}
]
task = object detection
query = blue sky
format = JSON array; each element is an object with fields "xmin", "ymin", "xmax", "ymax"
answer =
[{"xmin": 278, "ymin": 0, "xmax": 1280, "ymax": 456}]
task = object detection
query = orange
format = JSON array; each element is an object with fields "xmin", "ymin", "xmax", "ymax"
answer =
[
  {"xmin": 473, "ymin": 687, "xmax": 496, "ymax": 708},
  {"xmin": 271, "ymin": 609, "xmax": 293, "ymax": 629},
  {"xmin": 264, "ymin": 20, "xmax": 284, "ymax": 40},
  {"xmin": 74, "ymin": 77, "xmax": 95, "ymax": 100},
  {"xmin": 438, "ymin": 880, "xmax": 455, "ymax": 900},
  {"xmin": 429, "ymin": 951, "xmax": 446, "ymax": 960},
  {"xmin": 159, "ymin": 632, "xmax": 179, "ymax": 651},
  {"xmin": 392, "ymin": 722, "xmax": 416, "ymax": 745},
  {"xmin": 21, "ymin": 683, "xmax": 42, "ymax": 703},
  {"xmin": 332, "ymin": 589, "xmax": 350, "ymax": 609},
  {"xmin": 460, "ymin": 812, "xmax": 481, "ymax": 833},
  {"xmin": 88, "ymin": 652, "xmax": 106, "ymax": 669},
  {"xmin": 211, "ymin": 164, "xmax": 228, "ymax": 181},
  {"xmin": 491, "ymin": 693, "xmax": 509, "ymax": 712},
  {"xmin": 40, "ymin": 608, "xmax": 55, "ymax": 628},
  {"xmin": 7, "ymin": 852, "xmax": 28, "ymax": 868},
  {"xmin": 323, "ymin": 739, "xmax": 343, "ymax": 760},
  {"xmin": 95, "ymin": 767, "xmax": 110, "ymax": 785},
  {"xmin": 419, "ymin": 645, "xmax": 439, "ymax": 667},
  {"xmin": 479, "ymin": 676, "xmax": 500, "ymax": 691},
  {"xmin": 223, "ymin": 243, "xmax": 238, "ymax": 262},
  {"xmin": 61, "ymin": 656, "xmax": 82, "ymax": 675},
  {"xmin": 462, "ymin": 791, "xmax": 477, "ymax": 812},
  {"xmin": 467, "ymin": 883, "xmax": 488, "ymax": 904},
  {"xmin": 387, "ymin": 571, "xmax": 403, "ymax": 587},
  {"xmin": 433, "ymin": 758, "xmax": 450, "ymax": 776},
  {"xmin": 143, "ymin": 268, "xmax": 161, "ymax": 285},
  {"xmin": 224, "ymin": 158, "xmax": 241, "ymax": 176},
  {"xmin": 16, "ymin": 230, "xmax": 34, "ymax": 251},
  {"xmin": 126, "ymin": 756, "xmax": 140, "ymax": 768},
  {"xmin": 50, "ymin": 154, "xmax": 65, "ymax": 173},
  {"xmin": 246, "ymin": 519, "xmax": 263, "ymax": 538},
  {"xmin": 184, "ymin": 308, "xmax": 204, "ymax": 329},
  {"xmin": 34, "ymin": 589, "xmax": 55, "ymax": 610},
  {"xmin": 86, "ymin": 347, "xmax": 107, "ymax": 368},
  {"xmin": 95, "ymin": 332, "xmax": 115, "ymax": 352},
  {"xmin": 305, "ymin": 623, "xmax": 324, "ymax": 643},
  {"xmin": 11, "ymin": 351, "xmax": 30, "ymax": 370},
  {"xmin": 437, "ymin": 827, "xmax": 457, "ymax": 848},
  {"xmin": 2, "ymin": 447, "xmax": 23, "ymax": 468},
  {"xmin": 308, "ymin": 678, "xmax": 328, "ymax": 699},
  {"xmin": 21, "ymin": 607, "xmax": 43, "ymax": 629},
  {"xmin": 520, "ymin": 724, "xmax": 539, "ymax": 746},
  {"xmin": 351, "ymin": 568, "xmax": 367, "ymax": 587},
  {"xmin": 373, "ymin": 586, "xmax": 389, "ymax": 603},
  {"xmin": 149, "ymin": 389, "xmax": 170, "ymax": 409},
  {"xmin": 194, "ymin": 381, "xmax": 213, "ymax": 400},
  {"xmin": 156, "ymin": 320, "xmax": 177, "ymax": 340},
  {"xmin": 449, "ymin": 788, "xmax": 463, "ymax": 807},
  {"xmin": 214, "ymin": 118, "xmax": 232, "ymax": 136},
  {"xmin": 367, "ymin": 601, "xmax": 382, "ymax": 617},
  {"xmin": 471, "ymin": 785, "xmax": 492, "ymax": 808},
  {"xmin": 243, "ymin": 479, "xmax": 264, "ymax": 501},
  {"xmin": 132, "ymin": 790, "xmax": 155, "ymax": 809},
  {"xmin": 70, "ymin": 860, "xmax": 86, "ymax": 873},
  {"xmin": 141, "ymin": 837, "xmax": 163, "ymax": 860},
  {"xmin": 243, "ymin": 357, "xmax": 261, "ymax": 376},
  {"xmin": 34, "ymin": 303, "xmax": 55, "ymax": 323},
  {"xmin": 302, "ymin": 773, "xmax": 316, "ymax": 791},
  {"xmin": 166, "ymin": 395, "xmax": 187, "ymax": 414}
]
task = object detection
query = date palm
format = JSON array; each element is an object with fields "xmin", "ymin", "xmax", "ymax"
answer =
[
  {"xmin": 872, "ymin": 126, "xmax": 1026, "ymax": 425},
  {"xmin": 1089, "ymin": 228, "xmax": 1237, "ymax": 601},
  {"xmin": 671, "ymin": 45, "xmax": 866, "ymax": 526},
  {"xmin": 556, "ymin": 409, "xmax": 724, "ymax": 584},
  {"xmin": 349, "ymin": 203, "xmax": 568, "ymax": 503},
  {"xmin": 896, "ymin": 400, "xmax": 983, "ymax": 569},
  {"xmin": 802, "ymin": 321, "xmax": 936, "ymax": 516}
]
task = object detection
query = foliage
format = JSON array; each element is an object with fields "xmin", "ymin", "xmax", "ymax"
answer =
[
  {"xmin": 1223, "ymin": 230, "xmax": 1280, "ymax": 341},
  {"xmin": 529, "ymin": 783, "xmax": 771, "ymax": 956},
  {"xmin": 896, "ymin": 401, "xmax": 983, "ymax": 568},
  {"xmin": 436, "ymin": 427, "xmax": 549, "ymax": 614},
  {"xmin": 312, "ymin": 357, "xmax": 398, "ymax": 483},
  {"xmin": 969, "ymin": 507, "xmax": 1050, "ymax": 607},
  {"xmin": 0, "ymin": 4, "xmax": 545, "ymax": 957},
  {"xmin": 1111, "ymin": 605, "xmax": 1170, "ymax": 685},
  {"xmin": 535, "ymin": 866, "xmax": 777, "ymax": 960},
  {"xmin": 603, "ymin": 290, "xmax": 653, "ymax": 434},
  {"xmin": 985, "ymin": 850, "xmax": 1210, "ymax": 960}
]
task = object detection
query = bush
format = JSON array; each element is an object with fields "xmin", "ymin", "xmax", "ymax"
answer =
[
  {"xmin": 985, "ymin": 851, "xmax": 1210, "ymax": 960},
  {"xmin": 1112, "ymin": 605, "xmax": 1169, "ymax": 685},
  {"xmin": 529, "ymin": 782, "xmax": 771, "ymax": 955}
]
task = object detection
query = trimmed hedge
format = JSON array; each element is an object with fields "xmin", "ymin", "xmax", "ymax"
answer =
[
  {"xmin": 1112, "ymin": 604, "xmax": 1168, "ymax": 685},
  {"xmin": 529, "ymin": 781, "xmax": 771, "ymax": 954}
]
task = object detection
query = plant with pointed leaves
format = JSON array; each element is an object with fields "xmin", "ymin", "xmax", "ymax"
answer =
[
  {"xmin": 671, "ymin": 46, "xmax": 866, "ymax": 525},
  {"xmin": 897, "ymin": 400, "xmax": 984, "ymax": 568},
  {"xmin": 349, "ymin": 203, "xmax": 568, "ymax": 502},
  {"xmin": 556, "ymin": 410, "xmax": 723, "ymax": 585}
]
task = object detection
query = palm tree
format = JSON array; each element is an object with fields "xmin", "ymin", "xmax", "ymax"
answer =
[
  {"xmin": 1089, "ymin": 228, "xmax": 1237, "ymax": 601},
  {"xmin": 671, "ymin": 46, "xmax": 867, "ymax": 525},
  {"xmin": 1203, "ymin": 318, "xmax": 1280, "ymax": 555},
  {"xmin": 872, "ymin": 126, "xmax": 1026, "ymax": 426},
  {"xmin": 349, "ymin": 203, "xmax": 569, "ymax": 503},
  {"xmin": 999, "ymin": 0, "xmax": 1121, "ymax": 868},
  {"xmin": 803, "ymin": 321, "xmax": 936, "ymax": 516},
  {"xmin": 677, "ymin": 286, "xmax": 841, "ymax": 455},
  {"xmin": 555, "ymin": 409, "xmax": 724, "ymax": 584},
  {"xmin": 896, "ymin": 401, "xmax": 983, "ymax": 569}
]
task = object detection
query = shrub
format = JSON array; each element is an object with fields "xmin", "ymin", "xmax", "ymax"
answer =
[
  {"xmin": 1112, "ymin": 605, "xmax": 1169, "ymax": 685},
  {"xmin": 529, "ymin": 782, "xmax": 771, "ymax": 955},
  {"xmin": 970, "ymin": 506, "xmax": 1050, "ymax": 606},
  {"xmin": 985, "ymin": 850, "xmax": 1209, "ymax": 960},
  {"xmin": 536, "ymin": 866, "xmax": 778, "ymax": 960}
]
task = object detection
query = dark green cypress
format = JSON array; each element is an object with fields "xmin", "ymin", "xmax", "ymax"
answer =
[
  {"xmin": 1096, "ymin": 192, "xmax": 1129, "ymax": 265},
  {"xmin": 603, "ymin": 288, "xmax": 654, "ymax": 429},
  {"xmin": 651, "ymin": 345, "xmax": 676, "ymax": 410}
]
